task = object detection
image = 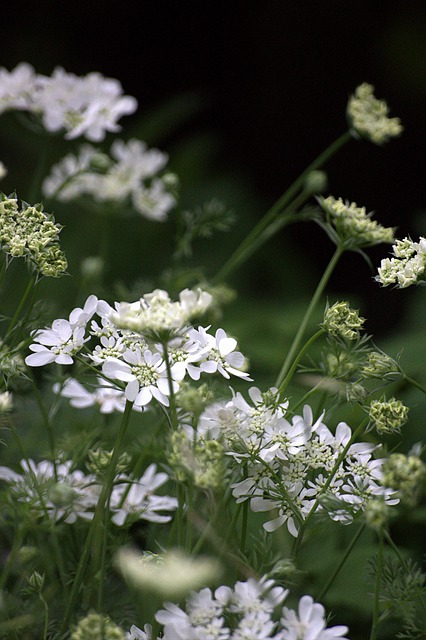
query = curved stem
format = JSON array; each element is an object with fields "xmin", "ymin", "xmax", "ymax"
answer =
[
  {"xmin": 275, "ymin": 245, "xmax": 344, "ymax": 389},
  {"xmin": 213, "ymin": 130, "xmax": 352, "ymax": 283},
  {"xmin": 4, "ymin": 275, "xmax": 36, "ymax": 342},
  {"xmin": 403, "ymin": 373, "xmax": 426, "ymax": 395},
  {"xmin": 278, "ymin": 329, "xmax": 325, "ymax": 396}
]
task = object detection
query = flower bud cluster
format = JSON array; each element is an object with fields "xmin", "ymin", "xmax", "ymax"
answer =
[
  {"xmin": 71, "ymin": 612, "xmax": 126, "ymax": 640},
  {"xmin": 361, "ymin": 350, "xmax": 401, "ymax": 380},
  {"xmin": 368, "ymin": 397, "xmax": 409, "ymax": 435},
  {"xmin": 168, "ymin": 430, "xmax": 226, "ymax": 490},
  {"xmin": 381, "ymin": 452, "xmax": 426, "ymax": 507},
  {"xmin": 323, "ymin": 301, "xmax": 365, "ymax": 340},
  {"xmin": 347, "ymin": 82, "xmax": 403, "ymax": 145},
  {"xmin": 376, "ymin": 236, "xmax": 426, "ymax": 288},
  {"xmin": 0, "ymin": 62, "xmax": 137, "ymax": 141},
  {"xmin": 0, "ymin": 193, "xmax": 67, "ymax": 277},
  {"xmin": 317, "ymin": 195, "xmax": 394, "ymax": 248},
  {"xmin": 42, "ymin": 139, "xmax": 177, "ymax": 222}
]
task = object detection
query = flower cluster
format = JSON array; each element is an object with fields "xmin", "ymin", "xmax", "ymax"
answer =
[
  {"xmin": 0, "ymin": 192, "xmax": 67, "ymax": 277},
  {"xmin": 381, "ymin": 452, "xmax": 426, "ymax": 507},
  {"xmin": 25, "ymin": 289, "xmax": 251, "ymax": 411},
  {"xmin": 71, "ymin": 612, "xmax": 126, "ymax": 640},
  {"xmin": 322, "ymin": 301, "xmax": 365, "ymax": 341},
  {"xmin": 347, "ymin": 82, "xmax": 403, "ymax": 145},
  {"xmin": 376, "ymin": 236, "xmax": 426, "ymax": 288},
  {"xmin": 0, "ymin": 458, "xmax": 177, "ymax": 526},
  {"xmin": 368, "ymin": 397, "xmax": 409, "ymax": 435},
  {"xmin": 193, "ymin": 387, "xmax": 398, "ymax": 536},
  {"xmin": 126, "ymin": 576, "xmax": 350, "ymax": 640},
  {"xmin": 42, "ymin": 138, "xmax": 177, "ymax": 222},
  {"xmin": 0, "ymin": 62, "xmax": 137, "ymax": 141},
  {"xmin": 317, "ymin": 195, "xmax": 395, "ymax": 249}
]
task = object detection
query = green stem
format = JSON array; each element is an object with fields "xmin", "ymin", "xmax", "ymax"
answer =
[
  {"xmin": 213, "ymin": 130, "xmax": 352, "ymax": 283},
  {"xmin": 403, "ymin": 373, "xmax": 426, "ymax": 395},
  {"xmin": 4, "ymin": 275, "xmax": 36, "ymax": 342},
  {"xmin": 275, "ymin": 244, "xmax": 344, "ymax": 389},
  {"xmin": 370, "ymin": 530, "xmax": 384, "ymax": 640},
  {"xmin": 316, "ymin": 523, "xmax": 366, "ymax": 601},
  {"xmin": 278, "ymin": 329, "xmax": 325, "ymax": 396},
  {"xmin": 62, "ymin": 400, "xmax": 133, "ymax": 631}
]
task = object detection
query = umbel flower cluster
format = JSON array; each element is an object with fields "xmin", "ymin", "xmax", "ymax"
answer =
[
  {"xmin": 0, "ymin": 192, "xmax": 67, "ymax": 276},
  {"xmin": 0, "ymin": 62, "xmax": 137, "ymax": 141},
  {"xmin": 42, "ymin": 138, "xmax": 177, "ymax": 221},
  {"xmin": 346, "ymin": 82, "xmax": 403, "ymax": 145},
  {"xmin": 376, "ymin": 236, "xmax": 426, "ymax": 288},
  {"xmin": 25, "ymin": 288, "xmax": 251, "ymax": 410},
  {"xmin": 190, "ymin": 387, "xmax": 398, "ymax": 536},
  {"xmin": 0, "ymin": 458, "xmax": 177, "ymax": 526}
]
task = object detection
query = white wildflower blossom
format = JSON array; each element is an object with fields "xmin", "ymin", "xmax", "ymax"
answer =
[
  {"xmin": 376, "ymin": 236, "xmax": 426, "ymax": 288},
  {"xmin": 0, "ymin": 62, "xmax": 38, "ymax": 114},
  {"xmin": 280, "ymin": 594, "xmax": 349, "ymax": 639}
]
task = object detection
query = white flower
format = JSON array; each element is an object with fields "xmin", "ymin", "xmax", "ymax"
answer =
[
  {"xmin": 25, "ymin": 295, "xmax": 97, "ymax": 366},
  {"xmin": 127, "ymin": 624, "xmax": 155, "ymax": 640},
  {"xmin": 280, "ymin": 594, "xmax": 349, "ymax": 639},
  {"xmin": 53, "ymin": 377, "xmax": 129, "ymax": 414},
  {"xmin": 110, "ymin": 464, "xmax": 177, "ymax": 526},
  {"xmin": 42, "ymin": 144, "xmax": 101, "ymax": 200},
  {"xmin": 116, "ymin": 548, "xmax": 222, "ymax": 601},
  {"xmin": 0, "ymin": 62, "xmax": 37, "ymax": 114},
  {"xmin": 132, "ymin": 178, "xmax": 176, "ymax": 221},
  {"xmin": 188, "ymin": 326, "xmax": 252, "ymax": 381},
  {"xmin": 102, "ymin": 347, "xmax": 178, "ymax": 407}
]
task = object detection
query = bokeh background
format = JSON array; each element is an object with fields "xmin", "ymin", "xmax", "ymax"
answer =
[
  {"xmin": 2, "ymin": 0, "xmax": 426, "ymax": 332},
  {"xmin": 2, "ymin": 4, "xmax": 426, "ymax": 637}
]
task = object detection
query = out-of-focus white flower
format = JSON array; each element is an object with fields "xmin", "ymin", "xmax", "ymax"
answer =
[
  {"xmin": 116, "ymin": 548, "xmax": 222, "ymax": 600},
  {"xmin": 0, "ymin": 62, "xmax": 37, "ymax": 114},
  {"xmin": 110, "ymin": 463, "xmax": 178, "ymax": 526},
  {"xmin": 53, "ymin": 377, "xmax": 129, "ymax": 414},
  {"xmin": 347, "ymin": 82, "xmax": 402, "ymax": 145}
]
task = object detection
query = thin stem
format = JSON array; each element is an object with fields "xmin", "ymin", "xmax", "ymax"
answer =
[
  {"xmin": 275, "ymin": 245, "xmax": 344, "ymax": 389},
  {"xmin": 316, "ymin": 523, "xmax": 366, "ymax": 601},
  {"xmin": 213, "ymin": 130, "xmax": 352, "ymax": 283},
  {"xmin": 278, "ymin": 329, "xmax": 325, "ymax": 396},
  {"xmin": 370, "ymin": 530, "xmax": 384, "ymax": 640},
  {"xmin": 62, "ymin": 400, "xmax": 133, "ymax": 631},
  {"xmin": 4, "ymin": 275, "xmax": 36, "ymax": 342},
  {"xmin": 403, "ymin": 373, "xmax": 426, "ymax": 395}
]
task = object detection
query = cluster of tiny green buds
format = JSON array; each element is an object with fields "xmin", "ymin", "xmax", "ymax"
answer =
[
  {"xmin": 376, "ymin": 236, "xmax": 426, "ymax": 288},
  {"xmin": 381, "ymin": 452, "xmax": 426, "ymax": 507},
  {"xmin": 347, "ymin": 82, "xmax": 403, "ymax": 145},
  {"xmin": 346, "ymin": 382, "xmax": 368, "ymax": 403},
  {"xmin": 168, "ymin": 430, "xmax": 226, "ymax": 491},
  {"xmin": 364, "ymin": 498, "xmax": 392, "ymax": 530},
  {"xmin": 0, "ymin": 339, "xmax": 26, "ymax": 385},
  {"xmin": 323, "ymin": 301, "xmax": 365, "ymax": 341},
  {"xmin": 317, "ymin": 195, "xmax": 395, "ymax": 249},
  {"xmin": 324, "ymin": 351, "xmax": 357, "ymax": 379},
  {"xmin": 70, "ymin": 612, "xmax": 126, "ymax": 640},
  {"xmin": 176, "ymin": 382, "xmax": 214, "ymax": 419},
  {"xmin": 368, "ymin": 397, "xmax": 409, "ymax": 435},
  {"xmin": 361, "ymin": 350, "xmax": 401, "ymax": 380},
  {"xmin": 87, "ymin": 447, "xmax": 131, "ymax": 476},
  {"xmin": 0, "ymin": 193, "xmax": 67, "ymax": 277},
  {"xmin": 303, "ymin": 170, "xmax": 328, "ymax": 196},
  {"xmin": 27, "ymin": 570, "xmax": 45, "ymax": 592}
]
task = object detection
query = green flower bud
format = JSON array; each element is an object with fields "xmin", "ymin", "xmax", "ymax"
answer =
[
  {"xmin": 381, "ymin": 453, "xmax": 426, "ymax": 507},
  {"xmin": 71, "ymin": 612, "xmax": 126, "ymax": 640},
  {"xmin": 361, "ymin": 350, "xmax": 401, "ymax": 380},
  {"xmin": 346, "ymin": 382, "xmax": 368, "ymax": 403},
  {"xmin": 364, "ymin": 498, "xmax": 391, "ymax": 530},
  {"xmin": 28, "ymin": 571, "xmax": 45, "ymax": 592},
  {"xmin": 87, "ymin": 448, "xmax": 131, "ymax": 476},
  {"xmin": 48, "ymin": 482, "xmax": 76, "ymax": 507},
  {"xmin": 303, "ymin": 170, "xmax": 328, "ymax": 195},
  {"xmin": 323, "ymin": 301, "xmax": 365, "ymax": 341},
  {"xmin": 368, "ymin": 397, "xmax": 409, "ymax": 435}
]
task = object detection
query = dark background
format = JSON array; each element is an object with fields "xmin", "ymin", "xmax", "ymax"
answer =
[{"xmin": 2, "ymin": 0, "xmax": 426, "ymax": 334}]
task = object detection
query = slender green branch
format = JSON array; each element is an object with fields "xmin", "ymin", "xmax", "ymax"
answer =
[
  {"xmin": 62, "ymin": 400, "xmax": 133, "ymax": 631},
  {"xmin": 316, "ymin": 523, "xmax": 366, "ymax": 601},
  {"xmin": 275, "ymin": 245, "xmax": 344, "ymax": 388},
  {"xmin": 4, "ymin": 274, "xmax": 36, "ymax": 342},
  {"xmin": 370, "ymin": 530, "xmax": 384, "ymax": 640},
  {"xmin": 213, "ymin": 130, "xmax": 352, "ymax": 283},
  {"xmin": 278, "ymin": 328, "xmax": 325, "ymax": 396},
  {"xmin": 402, "ymin": 373, "xmax": 426, "ymax": 395}
]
